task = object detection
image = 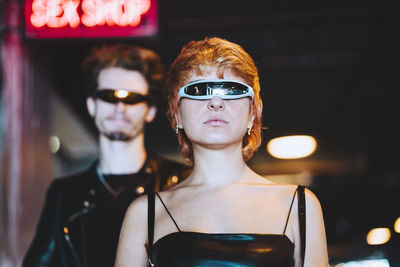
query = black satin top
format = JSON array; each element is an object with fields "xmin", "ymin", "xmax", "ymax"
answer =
[
  {"xmin": 147, "ymin": 186, "xmax": 304, "ymax": 267},
  {"xmin": 152, "ymin": 232, "xmax": 294, "ymax": 267}
]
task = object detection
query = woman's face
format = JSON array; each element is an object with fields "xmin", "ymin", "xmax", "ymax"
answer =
[{"xmin": 178, "ymin": 70, "xmax": 254, "ymax": 149}]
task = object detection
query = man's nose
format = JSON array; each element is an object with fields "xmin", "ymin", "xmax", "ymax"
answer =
[
  {"xmin": 207, "ymin": 96, "xmax": 225, "ymax": 111},
  {"xmin": 116, "ymin": 101, "xmax": 127, "ymax": 111}
]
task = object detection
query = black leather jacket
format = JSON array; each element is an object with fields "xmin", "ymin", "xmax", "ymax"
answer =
[{"xmin": 22, "ymin": 154, "xmax": 191, "ymax": 267}]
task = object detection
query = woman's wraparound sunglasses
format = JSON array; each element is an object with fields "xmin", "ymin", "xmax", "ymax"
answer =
[
  {"xmin": 178, "ymin": 79, "xmax": 254, "ymax": 101},
  {"xmin": 96, "ymin": 89, "xmax": 150, "ymax": 105}
]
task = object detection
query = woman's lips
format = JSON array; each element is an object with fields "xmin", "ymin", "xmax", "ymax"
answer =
[{"xmin": 204, "ymin": 118, "xmax": 228, "ymax": 126}]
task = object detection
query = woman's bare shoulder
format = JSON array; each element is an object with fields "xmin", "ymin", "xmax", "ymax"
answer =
[
  {"xmin": 272, "ymin": 184, "xmax": 323, "ymax": 212},
  {"xmin": 116, "ymin": 194, "xmax": 149, "ymax": 266},
  {"xmin": 125, "ymin": 194, "xmax": 148, "ymax": 220},
  {"xmin": 256, "ymin": 181, "xmax": 320, "ymax": 201},
  {"xmin": 303, "ymin": 187, "xmax": 324, "ymax": 215}
]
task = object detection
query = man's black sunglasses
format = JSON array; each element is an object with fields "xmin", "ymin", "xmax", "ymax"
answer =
[{"xmin": 96, "ymin": 89, "xmax": 150, "ymax": 105}]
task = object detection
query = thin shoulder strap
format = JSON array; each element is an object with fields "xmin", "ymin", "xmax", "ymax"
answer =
[
  {"xmin": 147, "ymin": 192, "xmax": 155, "ymax": 256},
  {"xmin": 155, "ymin": 192, "xmax": 181, "ymax": 231},
  {"xmin": 283, "ymin": 186, "xmax": 298, "ymax": 234},
  {"xmin": 282, "ymin": 186, "xmax": 306, "ymax": 267},
  {"xmin": 146, "ymin": 192, "xmax": 156, "ymax": 267},
  {"xmin": 298, "ymin": 185, "xmax": 306, "ymax": 267}
]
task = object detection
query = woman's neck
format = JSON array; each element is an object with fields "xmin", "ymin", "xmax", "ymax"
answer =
[
  {"xmin": 189, "ymin": 144, "xmax": 253, "ymax": 187},
  {"xmin": 98, "ymin": 133, "xmax": 147, "ymax": 174}
]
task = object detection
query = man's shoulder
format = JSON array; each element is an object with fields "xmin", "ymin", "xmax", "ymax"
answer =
[{"xmin": 49, "ymin": 161, "xmax": 97, "ymax": 189}]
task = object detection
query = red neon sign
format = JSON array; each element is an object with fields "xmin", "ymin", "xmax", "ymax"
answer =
[{"xmin": 24, "ymin": 0, "xmax": 157, "ymax": 38}]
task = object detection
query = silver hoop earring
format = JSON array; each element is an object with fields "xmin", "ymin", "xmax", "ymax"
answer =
[
  {"xmin": 176, "ymin": 122, "xmax": 180, "ymax": 134},
  {"xmin": 247, "ymin": 128, "xmax": 251, "ymax": 135}
]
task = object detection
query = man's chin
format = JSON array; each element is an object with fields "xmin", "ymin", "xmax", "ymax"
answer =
[{"xmin": 104, "ymin": 132, "xmax": 133, "ymax": 141}]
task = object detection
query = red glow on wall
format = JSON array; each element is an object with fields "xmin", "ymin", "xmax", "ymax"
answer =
[{"xmin": 24, "ymin": 0, "xmax": 157, "ymax": 38}]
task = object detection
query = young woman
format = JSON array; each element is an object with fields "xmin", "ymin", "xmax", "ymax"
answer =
[{"xmin": 115, "ymin": 37, "xmax": 329, "ymax": 267}]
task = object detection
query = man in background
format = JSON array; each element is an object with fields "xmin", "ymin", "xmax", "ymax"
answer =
[{"xmin": 22, "ymin": 44, "xmax": 191, "ymax": 267}]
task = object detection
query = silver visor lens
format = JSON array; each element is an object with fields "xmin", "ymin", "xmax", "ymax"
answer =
[{"xmin": 178, "ymin": 80, "xmax": 254, "ymax": 101}]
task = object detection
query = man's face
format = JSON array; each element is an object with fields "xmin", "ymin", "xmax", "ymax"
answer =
[{"xmin": 87, "ymin": 67, "xmax": 156, "ymax": 141}]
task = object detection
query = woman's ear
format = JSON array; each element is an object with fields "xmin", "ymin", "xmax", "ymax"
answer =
[
  {"xmin": 86, "ymin": 97, "xmax": 96, "ymax": 117},
  {"xmin": 248, "ymin": 112, "xmax": 255, "ymax": 130},
  {"xmin": 175, "ymin": 112, "xmax": 183, "ymax": 129}
]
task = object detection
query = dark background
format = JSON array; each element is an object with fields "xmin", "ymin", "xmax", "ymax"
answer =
[{"xmin": 24, "ymin": 0, "xmax": 400, "ymax": 265}]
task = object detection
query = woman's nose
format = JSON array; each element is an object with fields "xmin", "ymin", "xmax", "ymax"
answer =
[{"xmin": 207, "ymin": 96, "xmax": 225, "ymax": 111}]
